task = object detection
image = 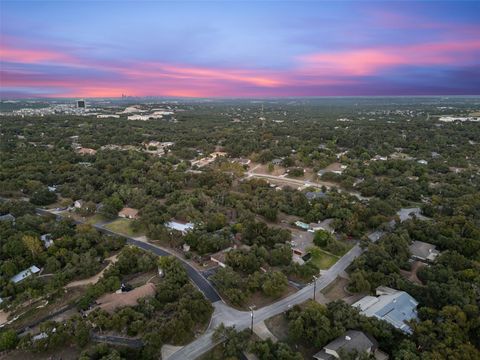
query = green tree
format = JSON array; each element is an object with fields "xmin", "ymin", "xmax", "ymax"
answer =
[
  {"xmin": 262, "ymin": 271, "xmax": 288, "ymax": 297},
  {"xmin": 0, "ymin": 329, "xmax": 18, "ymax": 351}
]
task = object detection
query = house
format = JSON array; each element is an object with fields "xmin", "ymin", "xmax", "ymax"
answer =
[
  {"xmin": 11, "ymin": 265, "xmax": 41, "ymax": 284},
  {"xmin": 310, "ymin": 219, "xmax": 335, "ymax": 234},
  {"xmin": 367, "ymin": 230, "xmax": 384, "ymax": 243},
  {"xmin": 40, "ymin": 234, "xmax": 54, "ymax": 248},
  {"xmin": 313, "ymin": 330, "xmax": 388, "ymax": 360},
  {"xmin": 318, "ymin": 162, "xmax": 347, "ymax": 176},
  {"xmin": 271, "ymin": 158, "xmax": 283, "ymax": 166},
  {"xmin": 396, "ymin": 207, "xmax": 429, "ymax": 222},
  {"xmin": 352, "ymin": 287, "xmax": 418, "ymax": 333},
  {"xmin": 165, "ymin": 220, "xmax": 194, "ymax": 234},
  {"xmin": 74, "ymin": 200, "xmax": 84, "ymax": 209},
  {"xmin": 77, "ymin": 147, "xmax": 97, "ymax": 155},
  {"xmin": 409, "ymin": 241, "xmax": 440, "ymax": 263},
  {"xmin": 305, "ymin": 191, "xmax": 328, "ymax": 201},
  {"xmin": 372, "ymin": 155, "xmax": 388, "ymax": 161},
  {"xmin": 0, "ymin": 213, "xmax": 15, "ymax": 223},
  {"xmin": 118, "ymin": 207, "xmax": 139, "ymax": 219},
  {"xmin": 293, "ymin": 252, "xmax": 312, "ymax": 265}
]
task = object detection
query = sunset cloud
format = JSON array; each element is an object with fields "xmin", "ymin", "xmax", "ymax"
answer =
[
  {"xmin": 298, "ymin": 40, "xmax": 480, "ymax": 77},
  {"xmin": 1, "ymin": 1, "xmax": 479, "ymax": 97}
]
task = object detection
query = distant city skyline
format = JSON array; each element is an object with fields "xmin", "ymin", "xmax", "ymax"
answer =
[{"xmin": 1, "ymin": 1, "xmax": 479, "ymax": 98}]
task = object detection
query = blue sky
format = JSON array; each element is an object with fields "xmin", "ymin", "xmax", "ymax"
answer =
[{"xmin": 1, "ymin": 0, "xmax": 479, "ymax": 97}]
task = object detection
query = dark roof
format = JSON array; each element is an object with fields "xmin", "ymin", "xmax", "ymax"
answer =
[
  {"xmin": 409, "ymin": 240, "xmax": 439, "ymax": 260},
  {"xmin": 305, "ymin": 191, "xmax": 328, "ymax": 200},
  {"xmin": 314, "ymin": 330, "xmax": 376, "ymax": 359}
]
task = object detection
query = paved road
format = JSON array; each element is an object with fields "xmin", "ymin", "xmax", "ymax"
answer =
[
  {"xmin": 246, "ymin": 172, "xmax": 369, "ymax": 201},
  {"xmin": 168, "ymin": 244, "xmax": 363, "ymax": 359},
  {"xmin": 35, "ymin": 208, "xmax": 222, "ymax": 303},
  {"xmin": 35, "ymin": 205, "xmax": 362, "ymax": 359}
]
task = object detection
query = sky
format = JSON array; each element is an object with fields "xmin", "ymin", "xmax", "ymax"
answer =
[{"xmin": 1, "ymin": 0, "xmax": 479, "ymax": 98}]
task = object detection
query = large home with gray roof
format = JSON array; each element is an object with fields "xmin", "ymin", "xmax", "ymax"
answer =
[
  {"xmin": 409, "ymin": 240, "xmax": 440, "ymax": 263},
  {"xmin": 313, "ymin": 330, "xmax": 388, "ymax": 360},
  {"xmin": 352, "ymin": 287, "xmax": 418, "ymax": 334}
]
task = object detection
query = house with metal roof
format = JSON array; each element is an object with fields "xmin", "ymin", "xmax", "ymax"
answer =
[
  {"xmin": 165, "ymin": 220, "xmax": 194, "ymax": 234},
  {"xmin": 10, "ymin": 265, "xmax": 41, "ymax": 284},
  {"xmin": 409, "ymin": 240, "xmax": 440, "ymax": 263},
  {"xmin": 40, "ymin": 234, "xmax": 54, "ymax": 248},
  {"xmin": 0, "ymin": 213, "xmax": 15, "ymax": 223},
  {"xmin": 352, "ymin": 287, "xmax": 418, "ymax": 334},
  {"xmin": 313, "ymin": 330, "xmax": 388, "ymax": 360}
]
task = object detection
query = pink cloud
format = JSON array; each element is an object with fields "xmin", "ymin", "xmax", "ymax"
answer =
[
  {"xmin": 2, "ymin": 36, "xmax": 479, "ymax": 98},
  {"xmin": 299, "ymin": 39, "xmax": 480, "ymax": 77},
  {"xmin": 0, "ymin": 44, "xmax": 76, "ymax": 65}
]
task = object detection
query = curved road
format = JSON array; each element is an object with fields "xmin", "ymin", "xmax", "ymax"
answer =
[
  {"xmin": 168, "ymin": 244, "xmax": 362, "ymax": 359},
  {"xmin": 35, "ymin": 206, "xmax": 362, "ymax": 359},
  {"xmin": 35, "ymin": 208, "xmax": 221, "ymax": 303}
]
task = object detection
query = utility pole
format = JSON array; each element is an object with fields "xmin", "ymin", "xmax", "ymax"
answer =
[
  {"xmin": 249, "ymin": 305, "xmax": 256, "ymax": 334},
  {"xmin": 312, "ymin": 275, "xmax": 318, "ymax": 301}
]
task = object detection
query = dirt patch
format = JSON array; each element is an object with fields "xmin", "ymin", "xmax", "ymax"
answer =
[
  {"xmin": 247, "ymin": 285, "xmax": 297, "ymax": 310},
  {"xmin": 94, "ymin": 283, "xmax": 156, "ymax": 314},
  {"xmin": 65, "ymin": 254, "xmax": 118, "ymax": 288},
  {"xmin": 264, "ymin": 313, "xmax": 290, "ymax": 342},
  {"xmin": 250, "ymin": 162, "xmax": 286, "ymax": 176},
  {"xmin": 400, "ymin": 261, "xmax": 426, "ymax": 285},
  {"xmin": 0, "ymin": 310, "xmax": 10, "ymax": 327},
  {"xmin": 321, "ymin": 276, "xmax": 350, "ymax": 301}
]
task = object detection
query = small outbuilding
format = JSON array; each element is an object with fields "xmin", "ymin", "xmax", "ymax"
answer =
[{"xmin": 118, "ymin": 207, "xmax": 139, "ymax": 220}]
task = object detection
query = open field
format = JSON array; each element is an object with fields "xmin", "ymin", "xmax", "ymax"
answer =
[
  {"xmin": 309, "ymin": 247, "xmax": 339, "ymax": 269},
  {"xmin": 104, "ymin": 218, "xmax": 143, "ymax": 237}
]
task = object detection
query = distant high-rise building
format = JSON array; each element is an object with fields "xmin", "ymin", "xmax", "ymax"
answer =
[{"xmin": 76, "ymin": 99, "xmax": 86, "ymax": 108}]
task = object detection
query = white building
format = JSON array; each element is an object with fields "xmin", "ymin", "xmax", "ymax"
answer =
[{"xmin": 11, "ymin": 266, "xmax": 41, "ymax": 284}]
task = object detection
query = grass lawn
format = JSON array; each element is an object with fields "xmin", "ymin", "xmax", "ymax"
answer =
[
  {"xmin": 104, "ymin": 218, "xmax": 142, "ymax": 237},
  {"xmin": 308, "ymin": 246, "xmax": 339, "ymax": 269},
  {"xmin": 84, "ymin": 214, "xmax": 107, "ymax": 225}
]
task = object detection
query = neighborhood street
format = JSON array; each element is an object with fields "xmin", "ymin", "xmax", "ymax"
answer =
[
  {"xmin": 34, "ymin": 206, "xmax": 362, "ymax": 359},
  {"xmin": 245, "ymin": 172, "xmax": 369, "ymax": 201},
  {"xmin": 35, "ymin": 208, "xmax": 222, "ymax": 303},
  {"xmin": 167, "ymin": 244, "xmax": 362, "ymax": 360}
]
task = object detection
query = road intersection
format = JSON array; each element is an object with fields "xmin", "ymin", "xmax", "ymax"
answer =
[{"xmin": 34, "ymin": 206, "xmax": 363, "ymax": 359}]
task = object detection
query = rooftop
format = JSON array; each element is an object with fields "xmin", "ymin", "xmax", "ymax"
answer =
[
  {"xmin": 118, "ymin": 207, "xmax": 139, "ymax": 218},
  {"xmin": 409, "ymin": 240, "xmax": 439, "ymax": 262},
  {"xmin": 166, "ymin": 220, "xmax": 194, "ymax": 234},
  {"xmin": 314, "ymin": 330, "xmax": 376, "ymax": 360},
  {"xmin": 11, "ymin": 265, "xmax": 40, "ymax": 284},
  {"xmin": 0, "ymin": 213, "xmax": 15, "ymax": 222},
  {"xmin": 353, "ymin": 287, "xmax": 418, "ymax": 333}
]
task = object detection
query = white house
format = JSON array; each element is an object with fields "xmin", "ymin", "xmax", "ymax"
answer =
[{"xmin": 11, "ymin": 266, "xmax": 41, "ymax": 284}]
